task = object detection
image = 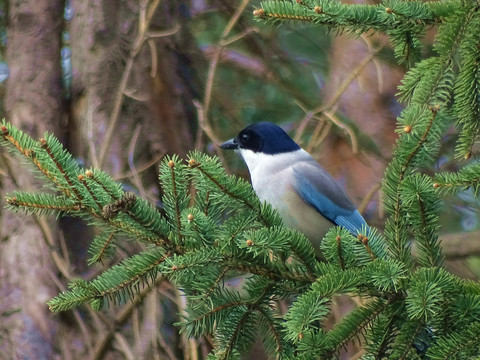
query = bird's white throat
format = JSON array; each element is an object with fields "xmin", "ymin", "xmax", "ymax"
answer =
[
  {"xmin": 238, "ymin": 148, "xmax": 312, "ymax": 198},
  {"xmin": 238, "ymin": 148, "xmax": 312, "ymax": 175}
]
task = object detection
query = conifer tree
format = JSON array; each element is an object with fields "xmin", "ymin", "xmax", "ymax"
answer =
[{"xmin": 2, "ymin": 0, "xmax": 480, "ymax": 359}]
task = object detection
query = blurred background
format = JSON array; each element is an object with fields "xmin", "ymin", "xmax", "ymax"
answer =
[{"xmin": 0, "ymin": 0, "xmax": 479, "ymax": 359}]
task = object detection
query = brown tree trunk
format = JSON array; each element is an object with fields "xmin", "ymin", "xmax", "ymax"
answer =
[
  {"xmin": 68, "ymin": 0, "xmax": 196, "ymax": 175},
  {"xmin": 0, "ymin": 0, "xmax": 65, "ymax": 359},
  {"xmin": 1, "ymin": 1, "xmax": 200, "ymax": 358}
]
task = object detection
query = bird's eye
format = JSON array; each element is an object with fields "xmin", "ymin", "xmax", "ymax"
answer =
[
  {"xmin": 237, "ymin": 129, "xmax": 262, "ymax": 151},
  {"xmin": 240, "ymin": 133, "xmax": 250, "ymax": 143}
]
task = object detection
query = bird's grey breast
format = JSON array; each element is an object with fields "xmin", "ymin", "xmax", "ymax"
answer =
[
  {"xmin": 239, "ymin": 149, "xmax": 310, "ymax": 203},
  {"xmin": 240, "ymin": 148, "xmax": 334, "ymax": 244}
]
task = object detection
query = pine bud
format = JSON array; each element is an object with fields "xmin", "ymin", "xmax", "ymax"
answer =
[
  {"xmin": 246, "ymin": 239, "xmax": 254, "ymax": 247},
  {"xmin": 187, "ymin": 213, "xmax": 194, "ymax": 221},
  {"xmin": 85, "ymin": 170, "xmax": 93, "ymax": 178},
  {"xmin": 39, "ymin": 138, "xmax": 47, "ymax": 148},
  {"xmin": 314, "ymin": 6, "xmax": 322, "ymax": 14},
  {"xmin": 78, "ymin": 174, "xmax": 84, "ymax": 181},
  {"xmin": 253, "ymin": 8, "xmax": 265, "ymax": 17},
  {"xmin": 1, "ymin": 125, "xmax": 8, "ymax": 136},
  {"xmin": 168, "ymin": 160, "xmax": 175, "ymax": 168},
  {"xmin": 385, "ymin": 7, "xmax": 393, "ymax": 14},
  {"xmin": 188, "ymin": 158, "xmax": 197, "ymax": 167},
  {"xmin": 403, "ymin": 125, "xmax": 412, "ymax": 133},
  {"xmin": 433, "ymin": 182, "xmax": 440, "ymax": 188}
]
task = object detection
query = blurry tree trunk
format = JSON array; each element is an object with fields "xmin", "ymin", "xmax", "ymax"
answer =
[
  {"xmin": 69, "ymin": 0, "xmax": 196, "ymax": 177},
  {"xmin": 321, "ymin": 34, "xmax": 403, "ymax": 221},
  {"xmin": 0, "ymin": 0, "xmax": 65, "ymax": 359},
  {"xmin": 1, "ymin": 0, "xmax": 200, "ymax": 358}
]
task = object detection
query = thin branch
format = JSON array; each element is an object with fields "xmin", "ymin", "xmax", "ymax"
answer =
[
  {"xmin": 294, "ymin": 47, "xmax": 380, "ymax": 149},
  {"xmin": 114, "ymin": 153, "xmax": 164, "ymax": 180},
  {"xmin": 114, "ymin": 333, "xmax": 136, "ymax": 360},
  {"xmin": 193, "ymin": 100, "xmax": 228, "ymax": 171},
  {"xmin": 86, "ymin": 101, "xmax": 100, "ymax": 168},
  {"xmin": 361, "ymin": 33, "xmax": 385, "ymax": 93},
  {"xmin": 321, "ymin": 111, "xmax": 358, "ymax": 154},
  {"xmin": 305, "ymin": 119, "xmax": 331, "ymax": 153},
  {"xmin": 127, "ymin": 124, "xmax": 148, "ymax": 199},
  {"xmin": 147, "ymin": 38, "xmax": 158, "ymax": 78}
]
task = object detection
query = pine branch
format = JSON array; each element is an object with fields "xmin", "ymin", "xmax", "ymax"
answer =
[
  {"xmin": 256, "ymin": 0, "xmax": 441, "ymax": 34},
  {"xmin": 406, "ymin": 268, "xmax": 460, "ymax": 323},
  {"xmin": 48, "ymin": 248, "xmax": 169, "ymax": 311},
  {"xmin": 325, "ymin": 297, "xmax": 391, "ymax": 356},
  {"xmin": 283, "ymin": 267, "xmax": 363, "ymax": 343},
  {"xmin": 383, "ymin": 106, "xmax": 440, "ymax": 267},
  {"xmin": 87, "ymin": 231, "xmax": 118, "ymax": 265},
  {"xmin": 364, "ymin": 259, "xmax": 407, "ymax": 293},
  {"xmin": 2, "ymin": 0, "xmax": 480, "ymax": 355},
  {"xmin": 257, "ymin": 304, "xmax": 287, "ymax": 359},
  {"xmin": 5, "ymin": 191, "xmax": 80, "ymax": 216},
  {"xmin": 400, "ymin": 173, "xmax": 443, "ymax": 267},
  {"xmin": 38, "ymin": 135, "xmax": 83, "ymax": 201},
  {"xmin": 426, "ymin": 321, "xmax": 480, "ymax": 360},
  {"xmin": 1, "ymin": 122, "xmax": 72, "ymax": 194},
  {"xmin": 320, "ymin": 227, "xmax": 373, "ymax": 269},
  {"xmin": 434, "ymin": 162, "xmax": 480, "ymax": 197},
  {"xmin": 389, "ymin": 316, "xmax": 426, "ymax": 360}
]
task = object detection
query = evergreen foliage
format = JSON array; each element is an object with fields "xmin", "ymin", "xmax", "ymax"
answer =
[{"xmin": 2, "ymin": 0, "xmax": 480, "ymax": 358}]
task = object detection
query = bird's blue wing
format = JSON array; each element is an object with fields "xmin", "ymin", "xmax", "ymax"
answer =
[{"xmin": 292, "ymin": 161, "xmax": 367, "ymax": 235}]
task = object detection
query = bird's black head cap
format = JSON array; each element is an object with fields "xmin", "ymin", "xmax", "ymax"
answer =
[{"xmin": 227, "ymin": 122, "xmax": 300, "ymax": 155}]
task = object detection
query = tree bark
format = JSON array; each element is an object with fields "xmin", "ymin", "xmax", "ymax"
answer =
[{"xmin": 0, "ymin": 0, "xmax": 65, "ymax": 359}]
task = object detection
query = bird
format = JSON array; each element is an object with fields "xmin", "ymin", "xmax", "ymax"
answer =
[{"xmin": 220, "ymin": 121, "xmax": 368, "ymax": 252}]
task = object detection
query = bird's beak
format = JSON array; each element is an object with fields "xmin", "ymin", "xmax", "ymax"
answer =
[{"xmin": 220, "ymin": 138, "xmax": 238, "ymax": 150}]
